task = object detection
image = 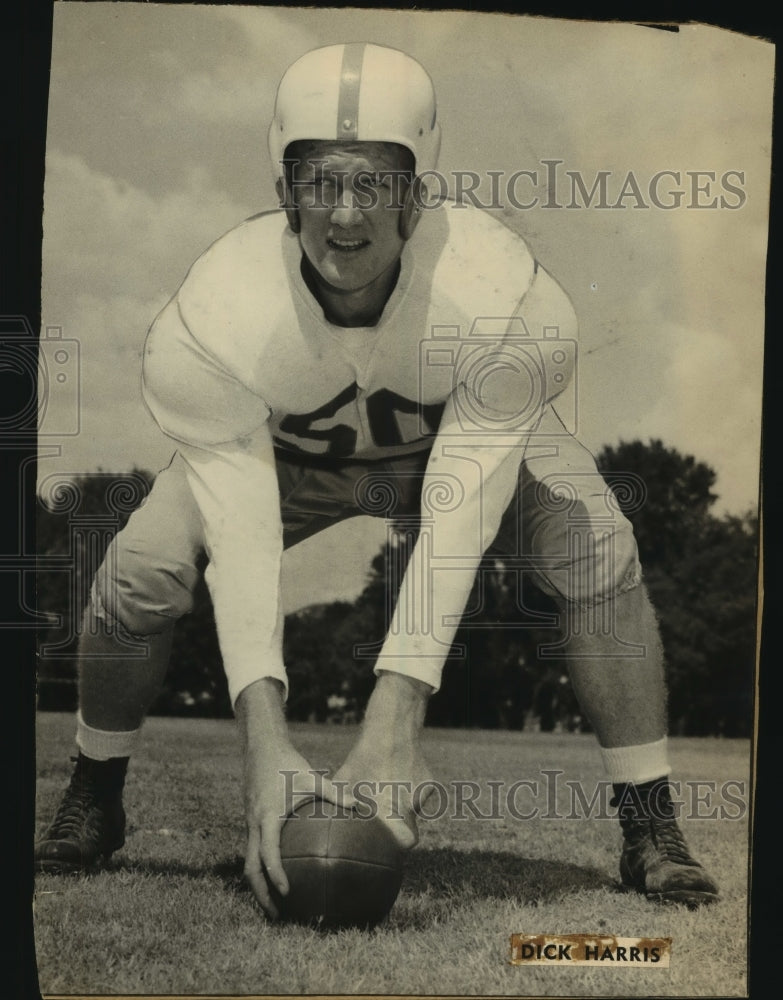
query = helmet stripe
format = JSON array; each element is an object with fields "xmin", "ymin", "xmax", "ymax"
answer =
[{"xmin": 336, "ymin": 42, "xmax": 366, "ymax": 142}]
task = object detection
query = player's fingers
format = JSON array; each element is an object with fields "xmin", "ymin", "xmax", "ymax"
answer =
[
  {"xmin": 243, "ymin": 827, "xmax": 280, "ymax": 920},
  {"xmin": 260, "ymin": 819, "xmax": 289, "ymax": 899},
  {"xmin": 381, "ymin": 809, "xmax": 419, "ymax": 850},
  {"xmin": 412, "ymin": 779, "xmax": 436, "ymax": 816},
  {"xmin": 292, "ymin": 767, "xmax": 357, "ymax": 810},
  {"xmin": 245, "ymin": 868, "xmax": 280, "ymax": 921},
  {"xmin": 318, "ymin": 775, "xmax": 357, "ymax": 809}
]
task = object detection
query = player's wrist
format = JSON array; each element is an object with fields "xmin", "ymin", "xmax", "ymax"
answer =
[
  {"xmin": 235, "ymin": 677, "xmax": 289, "ymax": 750},
  {"xmin": 373, "ymin": 670, "xmax": 434, "ymax": 706},
  {"xmin": 361, "ymin": 671, "xmax": 431, "ymax": 748}
]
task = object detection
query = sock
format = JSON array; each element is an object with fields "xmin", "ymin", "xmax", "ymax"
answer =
[
  {"xmin": 611, "ymin": 777, "xmax": 677, "ymax": 823},
  {"xmin": 73, "ymin": 751, "xmax": 130, "ymax": 795},
  {"xmin": 76, "ymin": 710, "xmax": 142, "ymax": 761},
  {"xmin": 599, "ymin": 737, "xmax": 671, "ymax": 785}
]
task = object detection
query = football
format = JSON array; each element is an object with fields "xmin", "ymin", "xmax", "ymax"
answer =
[{"xmin": 277, "ymin": 797, "xmax": 405, "ymax": 930}]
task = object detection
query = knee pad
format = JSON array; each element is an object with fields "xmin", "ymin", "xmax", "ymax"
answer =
[
  {"xmin": 565, "ymin": 518, "xmax": 642, "ymax": 608},
  {"xmin": 529, "ymin": 514, "xmax": 642, "ymax": 609},
  {"xmin": 589, "ymin": 521, "xmax": 642, "ymax": 602},
  {"xmin": 93, "ymin": 540, "xmax": 200, "ymax": 638}
]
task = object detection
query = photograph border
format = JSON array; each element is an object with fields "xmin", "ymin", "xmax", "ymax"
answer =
[{"xmin": 11, "ymin": 2, "xmax": 780, "ymax": 999}]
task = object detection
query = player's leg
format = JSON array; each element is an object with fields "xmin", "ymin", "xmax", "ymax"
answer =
[
  {"xmin": 561, "ymin": 584, "xmax": 665, "ymax": 748},
  {"xmin": 35, "ymin": 453, "xmax": 204, "ymax": 872},
  {"xmin": 565, "ymin": 592, "xmax": 718, "ymax": 906},
  {"xmin": 558, "ymin": 584, "xmax": 719, "ymax": 905},
  {"xmin": 491, "ymin": 408, "xmax": 719, "ymax": 906}
]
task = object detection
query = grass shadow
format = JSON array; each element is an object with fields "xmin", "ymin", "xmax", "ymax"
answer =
[
  {"xmin": 94, "ymin": 847, "xmax": 621, "ymax": 926},
  {"xmin": 49, "ymin": 853, "xmax": 249, "ymax": 891},
  {"xmin": 400, "ymin": 845, "xmax": 619, "ymax": 905},
  {"xmin": 109, "ymin": 846, "xmax": 618, "ymax": 896}
]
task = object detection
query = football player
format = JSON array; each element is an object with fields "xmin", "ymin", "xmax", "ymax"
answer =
[{"xmin": 35, "ymin": 43, "xmax": 719, "ymax": 913}]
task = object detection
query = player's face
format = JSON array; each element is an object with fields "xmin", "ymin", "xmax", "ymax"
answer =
[{"xmin": 290, "ymin": 141, "xmax": 414, "ymax": 294}]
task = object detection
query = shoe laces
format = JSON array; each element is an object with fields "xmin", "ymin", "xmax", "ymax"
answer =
[
  {"xmin": 48, "ymin": 776, "xmax": 103, "ymax": 840},
  {"xmin": 649, "ymin": 816, "xmax": 698, "ymax": 866}
]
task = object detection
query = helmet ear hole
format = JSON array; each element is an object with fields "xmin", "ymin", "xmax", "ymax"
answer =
[
  {"xmin": 399, "ymin": 175, "xmax": 425, "ymax": 241},
  {"xmin": 276, "ymin": 177, "xmax": 301, "ymax": 234}
]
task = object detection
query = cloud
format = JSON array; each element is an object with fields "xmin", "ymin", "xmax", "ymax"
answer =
[
  {"xmin": 639, "ymin": 319, "xmax": 762, "ymax": 514},
  {"xmin": 43, "ymin": 148, "xmax": 254, "ymax": 308},
  {"xmin": 41, "ymin": 148, "xmax": 255, "ymax": 477}
]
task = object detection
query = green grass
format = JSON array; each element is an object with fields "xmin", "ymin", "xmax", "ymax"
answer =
[{"xmin": 34, "ymin": 713, "xmax": 751, "ymax": 997}]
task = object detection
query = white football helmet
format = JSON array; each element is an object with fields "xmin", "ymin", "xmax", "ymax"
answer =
[
  {"xmin": 268, "ymin": 42, "xmax": 441, "ymax": 179},
  {"xmin": 268, "ymin": 43, "xmax": 440, "ymax": 237}
]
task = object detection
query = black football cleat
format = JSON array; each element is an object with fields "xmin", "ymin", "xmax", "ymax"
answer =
[
  {"xmin": 34, "ymin": 754, "xmax": 128, "ymax": 874},
  {"xmin": 614, "ymin": 780, "xmax": 720, "ymax": 908}
]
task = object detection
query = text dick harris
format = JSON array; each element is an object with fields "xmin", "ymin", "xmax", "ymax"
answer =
[{"xmin": 510, "ymin": 934, "xmax": 672, "ymax": 968}]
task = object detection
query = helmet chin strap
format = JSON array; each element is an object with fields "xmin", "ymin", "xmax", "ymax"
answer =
[{"xmin": 277, "ymin": 174, "xmax": 425, "ymax": 242}]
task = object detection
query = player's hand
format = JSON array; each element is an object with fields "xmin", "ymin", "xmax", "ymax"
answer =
[
  {"xmin": 333, "ymin": 670, "xmax": 435, "ymax": 851},
  {"xmin": 334, "ymin": 747, "xmax": 433, "ymax": 852},
  {"xmin": 236, "ymin": 677, "xmax": 354, "ymax": 919},
  {"xmin": 242, "ymin": 741, "xmax": 353, "ymax": 919}
]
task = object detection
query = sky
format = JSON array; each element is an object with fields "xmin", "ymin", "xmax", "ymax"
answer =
[{"xmin": 39, "ymin": 5, "xmax": 773, "ymax": 609}]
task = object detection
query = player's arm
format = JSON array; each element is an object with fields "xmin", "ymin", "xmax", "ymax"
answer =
[
  {"xmin": 181, "ymin": 435, "xmax": 352, "ymax": 916},
  {"xmin": 337, "ymin": 266, "xmax": 577, "ymax": 845},
  {"xmin": 143, "ymin": 298, "xmax": 349, "ymax": 916},
  {"xmin": 143, "ymin": 296, "xmax": 288, "ymax": 701},
  {"xmin": 374, "ymin": 264, "xmax": 578, "ymax": 690}
]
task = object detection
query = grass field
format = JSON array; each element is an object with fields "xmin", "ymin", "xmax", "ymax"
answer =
[{"xmin": 33, "ymin": 713, "xmax": 751, "ymax": 998}]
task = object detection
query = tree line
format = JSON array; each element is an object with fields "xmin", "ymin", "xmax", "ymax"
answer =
[{"xmin": 36, "ymin": 440, "xmax": 758, "ymax": 737}]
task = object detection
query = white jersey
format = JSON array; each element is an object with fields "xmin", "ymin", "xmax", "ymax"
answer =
[
  {"xmin": 141, "ymin": 203, "xmax": 577, "ymax": 703},
  {"xmin": 142, "ymin": 204, "xmax": 575, "ymax": 457}
]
